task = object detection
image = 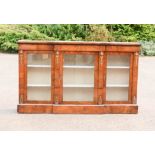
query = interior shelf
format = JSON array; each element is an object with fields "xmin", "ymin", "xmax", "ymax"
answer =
[
  {"xmin": 27, "ymin": 65, "xmax": 51, "ymax": 68},
  {"xmin": 107, "ymin": 66, "xmax": 129, "ymax": 69},
  {"xmin": 106, "ymin": 84, "xmax": 129, "ymax": 87},
  {"xmin": 28, "ymin": 84, "xmax": 128, "ymax": 88},
  {"xmin": 27, "ymin": 84, "xmax": 51, "ymax": 87},
  {"xmin": 63, "ymin": 84, "xmax": 128, "ymax": 88},
  {"xmin": 63, "ymin": 65, "xmax": 94, "ymax": 69},
  {"xmin": 63, "ymin": 84, "xmax": 94, "ymax": 88}
]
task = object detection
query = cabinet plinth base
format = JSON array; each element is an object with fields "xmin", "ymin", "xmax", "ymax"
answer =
[
  {"xmin": 17, "ymin": 104, "xmax": 53, "ymax": 114},
  {"xmin": 17, "ymin": 104, "xmax": 138, "ymax": 114}
]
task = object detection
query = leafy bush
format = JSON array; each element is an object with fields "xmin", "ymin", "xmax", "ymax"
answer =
[
  {"xmin": 0, "ymin": 24, "xmax": 112, "ymax": 53},
  {"xmin": 1, "ymin": 24, "xmax": 155, "ymax": 55},
  {"xmin": 85, "ymin": 24, "xmax": 113, "ymax": 41},
  {"xmin": 34, "ymin": 24, "xmax": 89, "ymax": 40},
  {"xmin": 0, "ymin": 25, "xmax": 53, "ymax": 53},
  {"xmin": 34, "ymin": 24, "xmax": 112, "ymax": 41},
  {"xmin": 140, "ymin": 41, "xmax": 155, "ymax": 56},
  {"xmin": 106, "ymin": 24, "xmax": 155, "ymax": 42}
]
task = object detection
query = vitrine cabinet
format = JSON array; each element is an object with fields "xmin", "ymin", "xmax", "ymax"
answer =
[{"xmin": 17, "ymin": 41, "xmax": 140, "ymax": 114}]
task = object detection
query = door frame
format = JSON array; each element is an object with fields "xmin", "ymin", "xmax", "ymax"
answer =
[
  {"xmin": 21, "ymin": 50, "xmax": 55, "ymax": 104},
  {"xmin": 104, "ymin": 52, "xmax": 133, "ymax": 104},
  {"xmin": 58, "ymin": 51, "xmax": 99, "ymax": 105}
]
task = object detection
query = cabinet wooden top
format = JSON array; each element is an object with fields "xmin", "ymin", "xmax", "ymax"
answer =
[{"xmin": 18, "ymin": 40, "xmax": 141, "ymax": 46}]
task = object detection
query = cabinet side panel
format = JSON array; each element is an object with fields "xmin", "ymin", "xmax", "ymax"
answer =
[
  {"xmin": 19, "ymin": 50, "xmax": 25, "ymax": 104},
  {"xmin": 128, "ymin": 54, "xmax": 133, "ymax": 103},
  {"xmin": 24, "ymin": 52, "xmax": 27, "ymax": 102},
  {"xmin": 94, "ymin": 55, "xmax": 99, "ymax": 103},
  {"xmin": 51, "ymin": 54, "xmax": 55, "ymax": 103},
  {"xmin": 132, "ymin": 52, "xmax": 139, "ymax": 104}
]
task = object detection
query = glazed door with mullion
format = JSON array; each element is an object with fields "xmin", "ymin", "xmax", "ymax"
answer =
[
  {"xmin": 62, "ymin": 52, "xmax": 98, "ymax": 104},
  {"xmin": 105, "ymin": 52, "xmax": 133, "ymax": 104},
  {"xmin": 25, "ymin": 51, "xmax": 54, "ymax": 104}
]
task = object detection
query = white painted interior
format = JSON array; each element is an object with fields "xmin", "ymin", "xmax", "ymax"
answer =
[
  {"xmin": 27, "ymin": 53, "xmax": 130, "ymax": 102},
  {"xmin": 64, "ymin": 65, "xmax": 94, "ymax": 69},
  {"xmin": 106, "ymin": 54, "xmax": 130, "ymax": 101},
  {"xmin": 27, "ymin": 54, "xmax": 51, "ymax": 101},
  {"xmin": 106, "ymin": 87, "xmax": 128, "ymax": 101},
  {"xmin": 106, "ymin": 84, "xmax": 129, "ymax": 87},
  {"xmin": 63, "ymin": 87, "xmax": 94, "ymax": 101},
  {"xmin": 27, "ymin": 87, "xmax": 51, "ymax": 101},
  {"xmin": 106, "ymin": 68, "xmax": 129, "ymax": 85},
  {"xmin": 63, "ymin": 84, "xmax": 94, "ymax": 87},
  {"xmin": 27, "ymin": 68, "xmax": 51, "ymax": 85},
  {"xmin": 28, "ymin": 84, "xmax": 51, "ymax": 87},
  {"xmin": 63, "ymin": 54, "xmax": 94, "ymax": 101},
  {"xmin": 63, "ymin": 68, "xmax": 94, "ymax": 85},
  {"xmin": 27, "ymin": 65, "xmax": 51, "ymax": 68},
  {"xmin": 107, "ymin": 66, "xmax": 129, "ymax": 69}
]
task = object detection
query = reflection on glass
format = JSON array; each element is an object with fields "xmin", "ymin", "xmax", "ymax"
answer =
[
  {"xmin": 64, "ymin": 54, "xmax": 94, "ymax": 66},
  {"xmin": 107, "ymin": 55, "xmax": 130, "ymax": 66},
  {"xmin": 27, "ymin": 54, "xmax": 51, "ymax": 101},
  {"xmin": 106, "ymin": 87, "xmax": 128, "ymax": 101},
  {"xmin": 106, "ymin": 54, "xmax": 130, "ymax": 101},
  {"xmin": 106, "ymin": 69, "xmax": 129, "ymax": 85},
  {"xmin": 27, "ymin": 87, "xmax": 51, "ymax": 101},
  {"xmin": 63, "ymin": 88, "xmax": 94, "ymax": 101},
  {"xmin": 64, "ymin": 68, "xmax": 94, "ymax": 85},
  {"xmin": 63, "ymin": 54, "xmax": 94, "ymax": 101}
]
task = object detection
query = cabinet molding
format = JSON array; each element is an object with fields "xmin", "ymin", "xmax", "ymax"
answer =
[
  {"xmin": 17, "ymin": 104, "xmax": 138, "ymax": 114},
  {"xmin": 18, "ymin": 41, "xmax": 140, "ymax": 114}
]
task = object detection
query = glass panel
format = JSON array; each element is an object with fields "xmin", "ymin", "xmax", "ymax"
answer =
[
  {"xmin": 106, "ymin": 87, "xmax": 128, "ymax": 101},
  {"xmin": 28, "ymin": 54, "xmax": 50, "ymax": 65},
  {"xmin": 64, "ymin": 54, "xmax": 94, "ymax": 66},
  {"xmin": 27, "ymin": 68, "xmax": 51, "ymax": 85},
  {"xmin": 27, "ymin": 54, "xmax": 51, "ymax": 101},
  {"xmin": 64, "ymin": 68, "xmax": 94, "ymax": 85},
  {"xmin": 107, "ymin": 55, "xmax": 130, "ymax": 66},
  {"xmin": 106, "ymin": 54, "xmax": 130, "ymax": 101},
  {"xmin": 106, "ymin": 69, "xmax": 129, "ymax": 85},
  {"xmin": 63, "ymin": 54, "xmax": 94, "ymax": 101},
  {"xmin": 63, "ymin": 88, "xmax": 94, "ymax": 101},
  {"xmin": 27, "ymin": 87, "xmax": 51, "ymax": 101}
]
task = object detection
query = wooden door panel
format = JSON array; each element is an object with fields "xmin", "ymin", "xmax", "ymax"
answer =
[{"xmin": 19, "ymin": 50, "xmax": 26, "ymax": 104}]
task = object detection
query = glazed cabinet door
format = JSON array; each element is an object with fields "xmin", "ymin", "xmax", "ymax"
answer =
[
  {"xmin": 62, "ymin": 52, "xmax": 98, "ymax": 104},
  {"xmin": 25, "ymin": 51, "xmax": 54, "ymax": 103},
  {"xmin": 105, "ymin": 53, "xmax": 133, "ymax": 103}
]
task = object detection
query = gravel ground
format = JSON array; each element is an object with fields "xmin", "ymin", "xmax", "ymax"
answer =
[{"xmin": 0, "ymin": 53, "xmax": 155, "ymax": 130}]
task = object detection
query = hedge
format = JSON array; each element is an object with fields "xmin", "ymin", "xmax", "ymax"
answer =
[
  {"xmin": 0, "ymin": 25, "xmax": 54, "ymax": 53},
  {"xmin": 0, "ymin": 24, "xmax": 155, "ymax": 55}
]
